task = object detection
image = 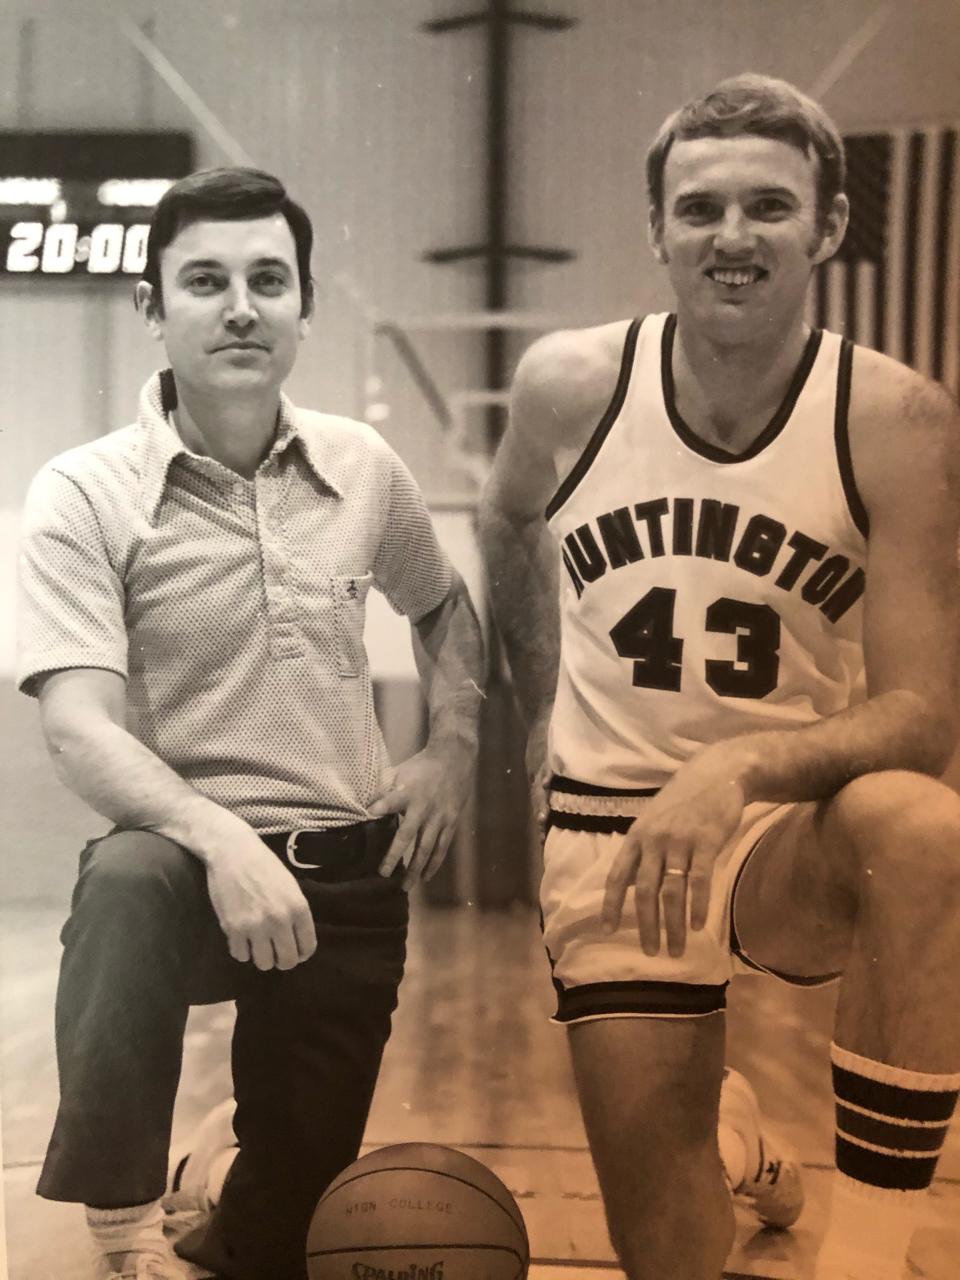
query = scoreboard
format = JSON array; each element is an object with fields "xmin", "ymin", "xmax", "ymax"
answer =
[{"xmin": 0, "ymin": 131, "xmax": 194, "ymax": 279}]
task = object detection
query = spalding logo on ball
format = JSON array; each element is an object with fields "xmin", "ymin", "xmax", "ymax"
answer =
[{"xmin": 307, "ymin": 1143, "xmax": 530, "ymax": 1279}]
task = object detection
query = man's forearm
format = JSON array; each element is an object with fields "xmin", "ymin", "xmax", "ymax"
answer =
[
  {"xmin": 411, "ymin": 576, "xmax": 485, "ymax": 751},
  {"xmin": 478, "ymin": 500, "xmax": 560, "ymax": 732},
  {"xmin": 710, "ymin": 689, "xmax": 955, "ymax": 804},
  {"xmin": 44, "ymin": 715, "xmax": 246, "ymax": 863}
]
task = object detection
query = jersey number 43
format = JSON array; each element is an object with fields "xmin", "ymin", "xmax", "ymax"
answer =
[{"xmin": 610, "ymin": 587, "xmax": 780, "ymax": 699}]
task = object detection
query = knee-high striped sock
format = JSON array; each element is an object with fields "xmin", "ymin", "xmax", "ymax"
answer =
[{"xmin": 813, "ymin": 1043, "xmax": 960, "ymax": 1280}]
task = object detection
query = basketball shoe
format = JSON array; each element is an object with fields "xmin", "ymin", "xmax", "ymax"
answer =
[
  {"xmin": 93, "ymin": 1245, "xmax": 191, "ymax": 1280},
  {"xmin": 720, "ymin": 1067, "xmax": 805, "ymax": 1230},
  {"xmin": 88, "ymin": 1200, "xmax": 193, "ymax": 1280}
]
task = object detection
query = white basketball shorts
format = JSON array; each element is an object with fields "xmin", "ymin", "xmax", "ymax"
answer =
[{"xmin": 542, "ymin": 775, "xmax": 837, "ymax": 1022}]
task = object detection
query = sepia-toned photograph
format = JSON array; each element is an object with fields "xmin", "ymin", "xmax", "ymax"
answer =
[{"xmin": 1, "ymin": 2, "xmax": 959, "ymax": 1278}]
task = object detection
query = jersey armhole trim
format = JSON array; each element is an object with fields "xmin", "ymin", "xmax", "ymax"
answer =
[
  {"xmin": 544, "ymin": 317, "xmax": 643, "ymax": 522},
  {"xmin": 834, "ymin": 338, "xmax": 870, "ymax": 539}
]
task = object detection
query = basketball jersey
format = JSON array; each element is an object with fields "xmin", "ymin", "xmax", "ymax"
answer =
[{"xmin": 545, "ymin": 312, "xmax": 868, "ymax": 790}]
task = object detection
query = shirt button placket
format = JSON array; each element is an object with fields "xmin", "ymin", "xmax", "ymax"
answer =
[{"xmin": 257, "ymin": 468, "xmax": 303, "ymax": 660}]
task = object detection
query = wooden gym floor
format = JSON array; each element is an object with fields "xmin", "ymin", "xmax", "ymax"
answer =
[{"xmin": 2, "ymin": 684, "xmax": 958, "ymax": 1280}]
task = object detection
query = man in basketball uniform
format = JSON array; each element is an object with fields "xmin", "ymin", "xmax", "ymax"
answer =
[
  {"xmin": 17, "ymin": 167, "xmax": 484, "ymax": 1280},
  {"xmin": 478, "ymin": 75, "xmax": 960, "ymax": 1280}
]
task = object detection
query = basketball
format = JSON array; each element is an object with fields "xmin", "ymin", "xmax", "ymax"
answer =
[{"xmin": 306, "ymin": 1142, "xmax": 530, "ymax": 1279}]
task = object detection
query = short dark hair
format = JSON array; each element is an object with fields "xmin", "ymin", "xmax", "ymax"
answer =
[
  {"xmin": 646, "ymin": 73, "xmax": 846, "ymax": 229},
  {"xmin": 142, "ymin": 166, "xmax": 314, "ymax": 315}
]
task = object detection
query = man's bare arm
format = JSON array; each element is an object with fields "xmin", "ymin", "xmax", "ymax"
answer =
[
  {"xmin": 38, "ymin": 667, "xmax": 317, "ymax": 970},
  {"xmin": 410, "ymin": 569, "xmax": 485, "ymax": 750},
  {"xmin": 477, "ymin": 376, "xmax": 561, "ymax": 734},
  {"xmin": 478, "ymin": 329, "xmax": 623, "ymax": 817},
  {"xmin": 40, "ymin": 667, "xmax": 240, "ymax": 847},
  {"xmin": 372, "ymin": 571, "xmax": 485, "ymax": 886}
]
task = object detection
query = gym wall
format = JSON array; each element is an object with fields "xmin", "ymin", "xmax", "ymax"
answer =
[{"xmin": 2, "ymin": 0, "xmax": 957, "ymax": 903}]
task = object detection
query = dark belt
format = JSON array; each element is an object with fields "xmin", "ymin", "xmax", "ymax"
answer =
[{"xmin": 261, "ymin": 815, "xmax": 399, "ymax": 880}]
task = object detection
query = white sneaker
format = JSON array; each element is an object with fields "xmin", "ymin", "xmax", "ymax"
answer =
[
  {"xmin": 720, "ymin": 1067, "xmax": 805, "ymax": 1229},
  {"xmin": 165, "ymin": 1098, "xmax": 238, "ymax": 1217},
  {"xmin": 93, "ymin": 1244, "xmax": 191, "ymax": 1280}
]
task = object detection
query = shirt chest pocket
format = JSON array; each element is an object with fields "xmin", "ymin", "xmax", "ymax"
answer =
[{"xmin": 332, "ymin": 571, "xmax": 374, "ymax": 677}]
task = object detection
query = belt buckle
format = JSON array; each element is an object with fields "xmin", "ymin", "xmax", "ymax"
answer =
[{"xmin": 286, "ymin": 829, "xmax": 323, "ymax": 870}]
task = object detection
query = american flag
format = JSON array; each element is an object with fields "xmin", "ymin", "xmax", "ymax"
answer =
[{"xmin": 808, "ymin": 128, "xmax": 960, "ymax": 396}]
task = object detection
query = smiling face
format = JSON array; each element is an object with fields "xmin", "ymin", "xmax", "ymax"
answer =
[
  {"xmin": 650, "ymin": 134, "xmax": 847, "ymax": 344},
  {"xmin": 137, "ymin": 213, "xmax": 310, "ymax": 399}
]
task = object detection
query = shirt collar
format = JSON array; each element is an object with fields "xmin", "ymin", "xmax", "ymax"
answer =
[
  {"xmin": 137, "ymin": 370, "xmax": 344, "ymax": 521},
  {"xmin": 138, "ymin": 373, "xmax": 188, "ymax": 522},
  {"xmin": 280, "ymin": 401, "xmax": 348, "ymax": 498}
]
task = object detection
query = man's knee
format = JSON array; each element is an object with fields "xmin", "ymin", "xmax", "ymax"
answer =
[
  {"xmin": 76, "ymin": 829, "xmax": 202, "ymax": 911},
  {"xmin": 829, "ymin": 771, "xmax": 960, "ymax": 902}
]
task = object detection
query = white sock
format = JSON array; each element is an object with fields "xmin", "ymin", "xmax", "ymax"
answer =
[
  {"xmin": 206, "ymin": 1146, "xmax": 238, "ymax": 1207},
  {"xmin": 813, "ymin": 1174, "xmax": 921, "ymax": 1280},
  {"xmin": 814, "ymin": 1043, "xmax": 960, "ymax": 1280},
  {"xmin": 717, "ymin": 1120, "xmax": 748, "ymax": 1192},
  {"xmin": 86, "ymin": 1199, "xmax": 165, "ymax": 1259}
]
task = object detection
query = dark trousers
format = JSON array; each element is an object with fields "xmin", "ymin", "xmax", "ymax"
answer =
[{"xmin": 38, "ymin": 822, "xmax": 408, "ymax": 1280}]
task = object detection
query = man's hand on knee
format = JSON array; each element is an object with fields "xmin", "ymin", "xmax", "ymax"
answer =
[
  {"xmin": 601, "ymin": 754, "xmax": 747, "ymax": 957},
  {"xmin": 203, "ymin": 829, "xmax": 317, "ymax": 971}
]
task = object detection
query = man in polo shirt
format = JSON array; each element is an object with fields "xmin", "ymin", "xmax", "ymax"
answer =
[{"xmin": 17, "ymin": 167, "xmax": 485, "ymax": 1280}]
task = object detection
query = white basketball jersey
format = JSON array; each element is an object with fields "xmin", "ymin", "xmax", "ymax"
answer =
[{"xmin": 546, "ymin": 313, "xmax": 868, "ymax": 790}]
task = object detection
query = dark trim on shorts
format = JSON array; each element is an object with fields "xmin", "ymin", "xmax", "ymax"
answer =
[
  {"xmin": 550, "ymin": 774, "xmax": 659, "ymax": 798},
  {"xmin": 553, "ymin": 978, "xmax": 727, "ymax": 1021},
  {"xmin": 547, "ymin": 810, "xmax": 635, "ymax": 835},
  {"xmin": 834, "ymin": 337, "xmax": 870, "ymax": 538},
  {"xmin": 729, "ymin": 823, "xmax": 843, "ymax": 988},
  {"xmin": 544, "ymin": 317, "xmax": 643, "ymax": 521},
  {"xmin": 547, "ymin": 777, "xmax": 658, "ymax": 833}
]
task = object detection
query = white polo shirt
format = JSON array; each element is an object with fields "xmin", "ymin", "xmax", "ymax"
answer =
[{"xmin": 18, "ymin": 370, "xmax": 453, "ymax": 831}]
